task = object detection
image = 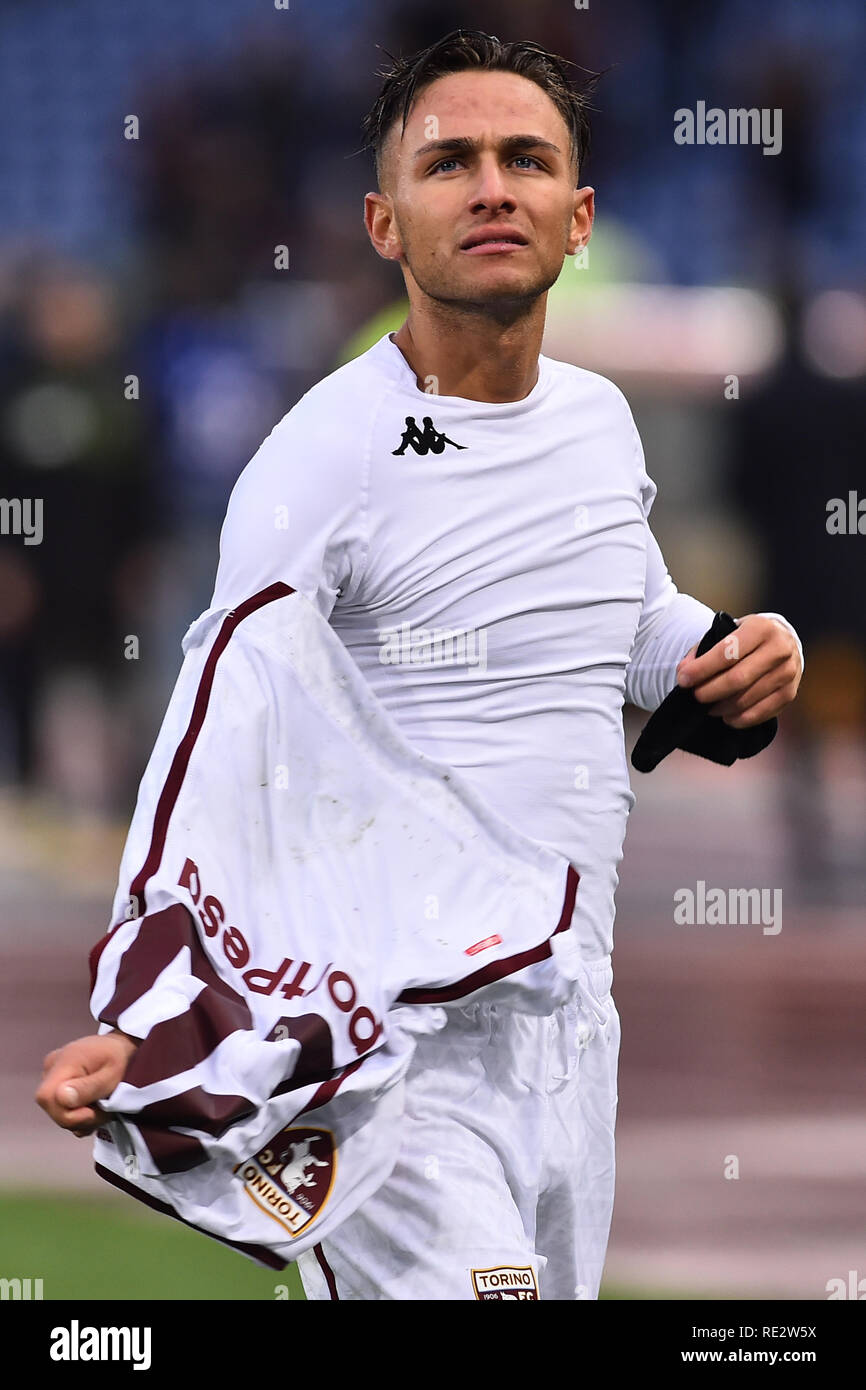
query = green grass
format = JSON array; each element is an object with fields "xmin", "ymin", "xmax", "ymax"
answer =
[
  {"xmin": 0, "ymin": 1190, "xmax": 716, "ymax": 1300},
  {"xmin": 0, "ymin": 1191, "xmax": 304, "ymax": 1300}
]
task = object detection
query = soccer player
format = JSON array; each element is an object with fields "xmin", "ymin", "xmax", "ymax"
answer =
[{"xmin": 37, "ymin": 28, "xmax": 803, "ymax": 1300}]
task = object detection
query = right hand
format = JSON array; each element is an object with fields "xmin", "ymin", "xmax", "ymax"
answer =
[{"xmin": 35, "ymin": 1031, "xmax": 139, "ymax": 1137}]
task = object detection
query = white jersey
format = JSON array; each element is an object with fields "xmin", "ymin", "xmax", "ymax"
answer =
[
  {"xmin": 88, "ymin": 332, "xmax": 802, "ymax": 1282},
  {"xmin": 214, "ymin": 331, "xmax": 802, "ymax": 959},
  {"xmin": 90, "ymin": 585, "xmax": 588, "ymax": 1265}
]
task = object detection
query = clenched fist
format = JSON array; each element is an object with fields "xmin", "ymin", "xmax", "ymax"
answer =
[
  {"xmin": 676, "ymin": 613, "xmax": 803, "ymax": 729},
  {"xmin": 35, "ymin": 1031, "xmax": 139, "ymax": 1138}
]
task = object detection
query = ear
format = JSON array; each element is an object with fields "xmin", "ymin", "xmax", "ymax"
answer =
[
  {"xmin": 567, "ymin": 185, "xmax": 595, "ymax": 256},
  {"xmin": 364, "ymin": 191, "xmax": 403, "ymax": 262}
]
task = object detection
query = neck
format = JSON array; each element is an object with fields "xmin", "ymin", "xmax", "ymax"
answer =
[{"xmin": 391, "ymin": 298, "xmax": 547, "ymax": 403}]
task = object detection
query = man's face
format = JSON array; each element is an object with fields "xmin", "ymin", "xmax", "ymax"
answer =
[{"xmin": 365, "ymin": 69, "xmax": 593, "ymax": 310}]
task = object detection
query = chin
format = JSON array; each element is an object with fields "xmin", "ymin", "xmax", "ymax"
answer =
[{"xmin": 463, "ymin": 272, "xmax": 545, "ymax": 300}]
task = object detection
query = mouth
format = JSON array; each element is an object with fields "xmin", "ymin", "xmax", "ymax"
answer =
[{"xmin": 459, "ymin": 230, "xmax": 528, "ymax": 256}]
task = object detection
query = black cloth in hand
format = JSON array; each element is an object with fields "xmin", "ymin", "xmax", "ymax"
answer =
[{"xmin": 630, "ymin": 611, "xmax": 777, "ymax": 773}]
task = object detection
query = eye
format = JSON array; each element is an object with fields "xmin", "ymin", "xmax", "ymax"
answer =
[{"xmin": 428, "ymin": 153, "xmax": 544, "ymax": 175}]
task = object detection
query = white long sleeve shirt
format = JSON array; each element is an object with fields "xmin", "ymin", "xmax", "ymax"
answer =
[
  {"xmin": 212, "ymin": 331, "xmax": 801, "ymax": 958},
  {"xmin": 90, "ymin": 585, "xmax": 588, "ymax": 1264}
]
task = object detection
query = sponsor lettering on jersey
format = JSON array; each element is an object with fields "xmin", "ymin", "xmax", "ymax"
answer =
[{"xmin": 177, "ymin": 856, "xmax": 383, "ymax": 1056}]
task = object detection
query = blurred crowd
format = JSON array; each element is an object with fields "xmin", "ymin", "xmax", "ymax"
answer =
[{"xmin": 0, "ymin": 0, "xmax": 864, "ymax": 899}]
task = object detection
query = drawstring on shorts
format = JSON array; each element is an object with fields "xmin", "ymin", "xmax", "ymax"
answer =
[{"xmin": 549, "ymin": 963, "xmax": 612, "ymax": 1084}]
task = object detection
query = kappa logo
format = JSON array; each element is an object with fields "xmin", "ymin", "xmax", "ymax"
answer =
[
  {"xmin": 235, "ymin": 1126, "xmax": 335, "ymax": 1238},
  {"xmin": 472, "ymin": 1265, "xmax": 539, "ymax": 1300},
  {"xmin": 392, "ymin": 415, "xmax": 467, "ymax": 455}
]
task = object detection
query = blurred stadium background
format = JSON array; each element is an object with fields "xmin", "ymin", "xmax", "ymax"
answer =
[{"xmin": 1, "ymin": 0, "xmax": 865, "ymax": 1300}]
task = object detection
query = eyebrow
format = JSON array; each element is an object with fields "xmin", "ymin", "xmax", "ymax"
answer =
[{"xmin": 412, "ymin": 134, "xmax": 564, "ymax": 161}]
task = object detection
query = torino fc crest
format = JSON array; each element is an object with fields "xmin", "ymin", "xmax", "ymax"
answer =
[
  {"xmin": 235, "ymin": 1126, "xmax": 335, "ymax": 1237},
  {"xmin": 472, "ymin": 1266, "xmax": 539, "ymax": 1300}
]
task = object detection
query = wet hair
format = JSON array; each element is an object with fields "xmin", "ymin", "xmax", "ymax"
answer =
[{"xmin": 360, "ymin": 27, "xmax": 598, "ymax": 188}]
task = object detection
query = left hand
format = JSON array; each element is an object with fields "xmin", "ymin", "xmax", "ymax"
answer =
[{"xmin": 675, "ymin": 615, "xmax": 803, "ymax": 729}]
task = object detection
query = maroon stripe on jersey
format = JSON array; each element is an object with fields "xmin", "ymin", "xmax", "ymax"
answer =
[
  {"xmin": 95, "ymin": 903, "xmax": 191, "ymax": 1022},
  {"xmin": 136, "ymin": 1126, "xmax": 209, "ymax": 1174},
  {"xmin": 99, "ymin": 903, "xmax": 201, "ymax": 1024},
  {"xmin": 90, "ymin": 583, "xmax": 294, "ymax": 991},
  {"xmin": 299, "ymin": 1055, "xmax": 364, "ymax": 1117},
  {"xmin": 269, "ymin": 1014, "xmax": 336, "ymax": 1096},
  {"xmin": 126, "ymin": 981, "xmax": 252, "ymax": 1092},
  {"xmin": 126, "ymin": 581, "xmax": 294, "ymax": 920},
  {"xmin": 95, "ymin": 1163, "xmax": 287, "ymax": 1270},
  {"xmin": 138, "ymin": 1040, "xmax": 363, "ymax": 1176},
  {"xmin": 313, "ymin": 1243, "xmax": 340, "ymax": 1300},
  {"xmin": 88, "ymin": 931, "xmax": 113, "ymax": 995},
  {"xmin": 98, "ymin": 902, "xmax": 255, "ymax": 1091},
  {"xmin": 136, "ymin": 1086, "xmax": 255, "ymax": 1135},
  {"xmin": 395, "ymin": 861, "xmax": 579, "ymax": 1005}
]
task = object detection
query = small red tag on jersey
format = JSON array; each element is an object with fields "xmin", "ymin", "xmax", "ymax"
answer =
[{"xmin": 464, "ymin": 933, "xmax": 502, "ymax": 957}]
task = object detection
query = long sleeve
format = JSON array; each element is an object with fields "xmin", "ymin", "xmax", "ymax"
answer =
[
  {"xmin": 210, "ymin": 402, "xmax": 370, "ymax": 620},
  {"xmin": 624, "ymin": 520, "xmax": 716, "ymax": 713},
  {"xmin": 622, "ymin": 449, "xmax": 804, "ymax": 715}
]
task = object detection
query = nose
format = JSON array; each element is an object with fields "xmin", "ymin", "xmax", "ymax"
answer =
[{"xmin": 468, "ymin": 155, "xmax": 517, "ymax": 215}]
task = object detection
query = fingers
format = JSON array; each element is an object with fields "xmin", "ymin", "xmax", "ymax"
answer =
[
  {"xmin": 36, "ymin": 1045, "xmax": 125, "ymax": 1132},
  {"xmin": 55, "ymin": 1064, "xmax": 119, "ymax": 1109},
  {"xmin": 679, "ymin": 622, "xmax": 793, "ymax": 705},
  {"xmin": 64, "ymin": 1106, "xmax": 101, "ymax": 1135},
  {"xmin": 46, "ymin": 1066, "xmax": 117, "ymax": 1117},
  {"xmin": 69, "ymin": 1106, "xmax": 110, "ymax": 1139},
  {"xmin": 37, "ymin": 1087, "xmax": 107, "ymax": 1133},
  {"xmin": 678, "ymin": 649, "xmax": 776, "ymax": 703},
  {"xmin": 693, "ymin": 648, "xmax": 796, "ymax": 709},
  {"xmin": 35, "ymin": 1060, "xmax": 81, "ymax": 1116},
  {"xmin": 716, "ymin": 691, "xmax": 791, "ymax": 729},
  {"xmin": 717, "ymin": 673, "xmax": 800, "ymax": 727},
  {"xmin": 35, "ymin": 1066, "xmax": 95, "ymax": 1131},
  {"xmin": 707, "ymin": 661, "xmax": 799, "ymax": 724},
  {"xmin": 677, "ymin": 628, "xmax": 755, "ymax": 689}
]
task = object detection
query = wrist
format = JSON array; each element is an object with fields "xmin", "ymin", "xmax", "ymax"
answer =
[{"xmin": 110, "ymin": 1029, "xmax": 140, "ymax": 1058}]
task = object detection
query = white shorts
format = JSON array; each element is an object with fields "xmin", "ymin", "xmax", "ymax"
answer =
[{"xmin": 297, "ymin": 956, "xmax": 620, "ymax": 1301}]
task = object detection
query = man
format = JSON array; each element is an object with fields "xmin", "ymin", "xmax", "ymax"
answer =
[{"xmin": 37, "ymin": 28, "xmax": 803, "ymax": 1300}]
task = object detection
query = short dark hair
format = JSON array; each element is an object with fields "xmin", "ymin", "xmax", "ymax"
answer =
[{"xmin": 361, "ymin": 27, "xmax": 598, "ymax": 188}]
